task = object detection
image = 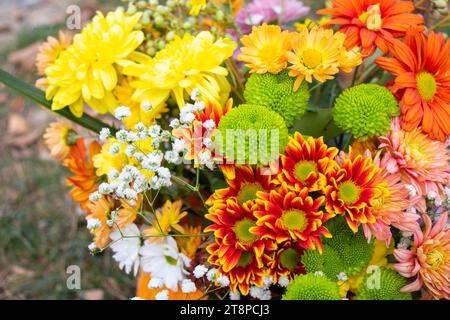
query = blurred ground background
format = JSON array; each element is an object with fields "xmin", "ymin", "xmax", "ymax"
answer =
[{"xmin": 0, "ymin": 0, "xmax": 135, "ymax": 299}]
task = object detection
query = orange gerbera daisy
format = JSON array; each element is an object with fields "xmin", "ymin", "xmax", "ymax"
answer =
[
  {"xmin": 324, "ymin": 149, "xmax": 382, "ymax": 232},
  {"xmin": 43, "ymin": 121, "xmax": 78, "ymax": 162},
  {"xmin": 86, "ymin": 195, "xmax": 140, "ymax": 248},
  {"xmin": 237, "ymin": 24, "xmax": 292, "ymax": 74},
  {"xmin": 273, "ymin": 133, "xmax": 338, "ymax": 192},
  {"xmin": 65, "ymin": 138, "xmax": 101, "ymax": 210},
  {"xmin": 207, "ymin": 164, "xmax": 274, "ymax": 206},
  {"xmin": 253, "ymin": 183, "xmax": 331, "ymax": 252},
  {"xmin": 204, "ymin": 199, "xmax": 276, "ymax": 295},
  {"xmin": 376, "ymin": 30, "xmax": 450, "ymax": 141},
  {"xmin": 172, "ymin": 99, "xmax": 233, "ymax": 165},
  {"xmin": 318, "ymin": 0, "xmax": 424, "ymax": 56}
]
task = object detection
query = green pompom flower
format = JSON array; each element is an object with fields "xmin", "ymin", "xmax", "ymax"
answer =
[
  {"xmin": 301, "ymin": 217, "xmax": 375, "ymax": 279},
  {"xmin": 243, "ymin": 71, "xmax": 310, "ymax": 126},
  {"xmin": 217, "ymin": 104, "xmax": 288, "ymax": 165},
  {"xmin": 355, "ymin": 268, "xmax": 412, "ymax": 300},
  {"xmin": 333, "ymin": 84, "xmax": 399, "ymax": 140},
  {"xmin": 282, "ymin": 274, "xmax": 341, "ymax": 300}
]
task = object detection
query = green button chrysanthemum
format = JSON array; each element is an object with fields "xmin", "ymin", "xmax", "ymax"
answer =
[
  {"xmin": 301, "ymin": 217, "xmax": 375, "ymax": 279},
  {"xmin": 355, "ymin": 268, "xmax": 412, "ymax": 300},
  {"xmin": 282, "ymin": 274, "xmax": 341, "ymax": 300},
  {"xmin": 333, "ymin": 84, "xmax": 399, "ymax": 140},
  {"xmin": 217, "ymin": 104, "xmax": 288, "ymax": 165},
  {"xmin": 243, "ymin": 71, "xmax": 310, "ymax": 126}
]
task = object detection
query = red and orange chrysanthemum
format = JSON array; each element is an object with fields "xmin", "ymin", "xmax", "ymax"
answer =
[
  {"xmin": 205, "ymin": 199, "xmax": 276, "ymax": 295},
  {"xmin": 325, "ymin": 149, "xmax": 382, "ymax": 232},
  {"xmin": 267, "ymin": 241, "xmax": 305, "ymax": 283},
  {"xmin": 274, "ymin": 133, "xmax": 338, "ymax": 192},
  {"xmin": 318, "ymin": 0, "xmax": 424, "ymax": 56},
  {"xmin": 376, "ymin": 29, "xmax": 450, "ymax": 141},
  {"xmin": 172, "ymin": 99, "xmax": 232, "ymax": 165},
  {"xmin": 66, "ymin": 138, "xmax": 101, "ymax": 210},
  {"xmin": 207, "ymin": 164, "xmax": 274, "ymax": 206},
  {"xmin": 253, "ymin": 183, "xmax": 331, "ymax": 252}
]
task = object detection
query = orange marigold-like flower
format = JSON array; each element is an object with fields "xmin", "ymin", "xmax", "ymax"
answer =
[
  {"xmin": 394, "ymin": 213, "xmax": 449, "ymax": 300},
  {"xmin": 207, "ymin": 164, "xmax": 274, "ymax": 206},
  {"xmin": 65, "ymin": 138, "xmax": 101, "ymax": 210},
  {"xmin": 43, "ymin": 121, "xmax": 77, "ymax": 162},
  {"xmin": 237, "ymin": 24, "xmax": 292, "ymax": 74},
  {"xmin": 253, "ymin": 183, "xmax": 331, "ymax": 252},
  {"xmin": 273, "ymin": 133, "xmax": 338, "ymax": 192},
  {"xmin": 86, "ymin": 195, "xmax": 140, "ymax": 248},
  {"xmin": 317, "ymin": 0, "xmax": 424, "ymax": 57},
  {"xmin": 324, "ymin": 149, "xmax": 382, "ymax": 233},
  {"xmin": 376, "ymin": 29, "xmax": 450, "ymax": 141},
  {"xmin": 204, "ymin": 199, "xmax": 276, "ymax": 295}
]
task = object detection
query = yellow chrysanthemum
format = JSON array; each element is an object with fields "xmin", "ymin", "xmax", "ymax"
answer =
[
  {"xmin": 93, "ymin": 137, "xmax": 154, "ymax": 179},
  {"xmin": 189, "ymin": 0, "xmax": 207, "ymax": 15},
  {"xmin": 286, "ymin": 27, "xmax": 361, "ymax": 91},
  {"xmin": 143, "ymin": 200, "xmax": 188, "ymax": 242},
  {"xmin": 113, "ymin": 76, "xmax": 169, "ymax": 129},
  {"xmin": 294, "ymin": 17, "xmax": 331, "ymax": 32},
  {"xmin": 45, "ymin": 9, "xmax": 144, "ymax": 117},
  {"xmin": 43, "ymin": 121, "xmax": 77, "ymax": 162},
  {"xmin": 125, "ymin": 31, "xmax": 236, "ymax": 109},
  {"xmin": 238, "ymin": 24, "xmax": 292, "ymax": 75}
]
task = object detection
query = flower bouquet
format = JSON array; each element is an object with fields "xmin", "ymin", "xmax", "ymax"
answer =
[{"xmin": 1, "ymin": 0, "xmax": 449, "ymax": 301}]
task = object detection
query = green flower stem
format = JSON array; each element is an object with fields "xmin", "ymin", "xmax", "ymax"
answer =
[{"xmin": 0, "ymin": 68, "xmax": 116, "ymax": 134}]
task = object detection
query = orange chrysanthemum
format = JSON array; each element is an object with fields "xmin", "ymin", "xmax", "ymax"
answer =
[
  {"xmin": 172, "ymin": 99, "xmax": 233, "ymax": 164},
  {"xmin": 324, "ymin": 149, "xmax": 382, "ymax": 232},
  {"xmin": 207, "ymin": 164, "xmax": 274, "ymax": 206},
  {"xmin": 318, "ymin": 0, "xmax": 424, "ymax": 56},
  {"xmin": 35, "ymin": 30, "xmax": 73, "ymax": 75},
  {"xmin": 273, "ymin": 133, "xmax": 338, "ymax": 192},
  {"xmin": 43, "ymin": 121, "xmax": 77, "ymax": 162},
  {"xmin": 205, "ymin": 199, "xmax": 276, "ymax": 295},
  {"xmin": 65, "ymin": 138, "xmax": 101, "ymax": 210},
  {"xmin": 253, "ymin": 183, "xmax": 331, "ymax": 252},
  {"xmin": 237, "ymin": 24, "xmax": 292, "ymax": 74},
  {"xmin": 86, "ymin": 195, "xmax": 139, "ymax": 248},
  {"xmin": 376, "ymin": 29, "xmax": 450, "ymax": 141}
]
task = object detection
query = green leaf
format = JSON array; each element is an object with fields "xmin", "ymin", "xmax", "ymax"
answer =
[
  {"xmin": 292, "ymin": 107, "xmax": 344, "ymax": 141},
  {"xmin": 0, "ymin": 68, "xmax": 115, "ymax": 134}
]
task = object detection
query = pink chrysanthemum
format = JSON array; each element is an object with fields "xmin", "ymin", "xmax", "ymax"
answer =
[
  {"xmin": 379, "ymin": 118, "xmax": 450, "ymax": 212},
  {"xmin": 394, "ymin": 213, "xmax": 450, "ymax": 300},
  {"xmin": 362, "ymin": 152, "xmax": 420, "ymax": 245},
  {"xmin": 235, "ymin": 0, "xmax": 309, "ymax": 34}
]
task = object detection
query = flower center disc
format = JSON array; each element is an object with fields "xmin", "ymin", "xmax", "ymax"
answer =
[
  {"xmin": 234, "ymin": 218, "xmax": 257, "ymax": 244},
  {"xmin": 236, "ymin": 251, "xmax": 254, "ymax": 268},
  {"xmin": 280, "ymin": 248, "xmax": 300, "ymax": 270},
  {"xmin": 302, "ymin": 49, "xmax": 322, "ymax": 69},
  {"xmin": 281, "ymin": 209, "xmax": 308, "ymax": 232},
  {"xmin": 294, "ymin": 160, "xmax": 318, "ymax": 184},
  {"xmin": 237, "ymin": 183, "xmax": 264, "ymax": 204},
  {"xmin": 416, "ymin": 72, "xmax": 437, "ymax": 102},
  {"xmin": 426, "ymin": 249, "xmax": 445, "ymax": 268},
  {"xmin": 338, "ymin": 181, "xmax": 361, "ymax": 205},
  {"xmin": 360, "ymin": 4, "xmax": 382, "ymax": 31}
]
